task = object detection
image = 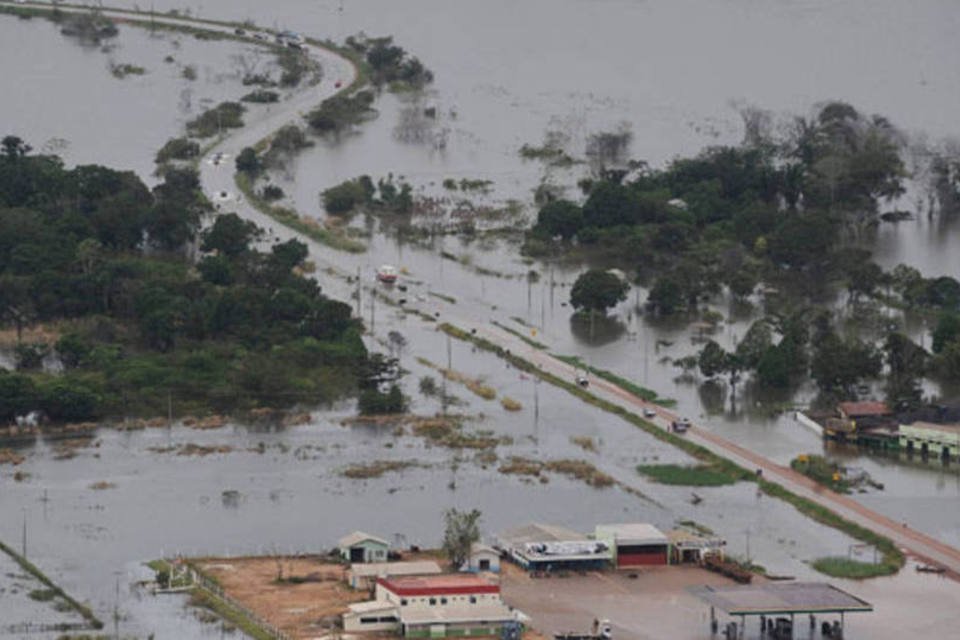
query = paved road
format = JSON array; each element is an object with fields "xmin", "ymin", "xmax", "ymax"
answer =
[{"xmin": 24, "ymin": 0, "xmax": 960, "ymax": 581}]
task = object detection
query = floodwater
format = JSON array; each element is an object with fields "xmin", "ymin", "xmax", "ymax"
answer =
[{"xmin": 2, "ymin": 1, "xmax": 960, "ymax": 636}]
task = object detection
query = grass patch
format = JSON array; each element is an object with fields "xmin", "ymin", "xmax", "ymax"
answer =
[
  {"xmin": 554, "ymin": 354, "xmax": 676, "ymax": 407},
  {"xmin": 235, "ymin": 172, "xmax": 365, "ymax": 253},
  {"xmin": 439, "ymin": 321, "xmax": 905, "ymax": 578},
  {"xmin": 428, "ymin": 291, "xmax": 457, "ymax": 304},
  {"xmin": 790, "ymin": 454, "xmax": 851, "ymax": 493},
  {"xmin": 341, "ymin": 459, "xmax": 420, "ymax": 479},
  {"xmin": 637, "ymin": 463, "xmax": 739, "ymax": 487},
  {"xmin": 811, "ymin": 556, "xmax": 896, "ymax": 579},
  {"xmin": 28, "ymin": 588, "xmax": 57, "ymax": 602},
  {"xmin": 544, "ymin": 459, "xmax": 614, "ymax": 488},
  {"xmin": 570, "ymin": 436, "xmax": 597, "ymax": 453},
  {"xmin": 491, "ymin": 320, "xmax": 548, "ymax": 350},
  {"xmin": 500, "ymin": 396, "xmax": 522, "ymax": 411}
]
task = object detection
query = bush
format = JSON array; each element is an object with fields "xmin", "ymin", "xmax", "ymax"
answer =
[
  {"xmin": 358, "ymin": 384, "xmax": 407, "ymax": 415},
  {"xmin": 306, "ymin": 91, "xmax": 375, "ymax": 133},
  {"xmin": 235, "ymin": 147, "xmax": 262, "ymax": 175},
  {"xmin": 261, "ymin": 184, "xmax": 285, "ymax": 201},
  {"xmin": 241, "ymin": 89, "xmax": 279, "ymax": 103},
  {"xmin": 322, "ymin": 177, "xmax": 374, "ymax": 214},
  {"xmin": 186, "ymin": 102, "xmax": 245, "ymax": 138},
  {"xmin": 155, "ymin": 137, "xmax": 200, "ymax": 164}
]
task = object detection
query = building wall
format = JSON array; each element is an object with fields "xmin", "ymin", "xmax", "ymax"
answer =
[
  {"xmin": 343, "ymin": 611, "xmax": 399, "ymax": 632},
  {"xmin": 404, "ymin": 622, "xmax": 510, "ymax": 638},
  {"xmin": 340, "ymin": 540, "xmax": 389, "ymax": 563},
  {"xmin": 377, "ymin": 584, "xmax": 500, "ymax": 609},
  {"xmin": 467, "ymin": 552, "xmax": 500, "ymax": 573},
  {"xmin": 899, "ymin": 425, "xmax": 960, "ymax": 459}
]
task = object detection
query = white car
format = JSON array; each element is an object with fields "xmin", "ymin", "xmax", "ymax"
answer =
[{"xmin": 643, "ymin": 407, "xmax": 657, "ymax": 418}]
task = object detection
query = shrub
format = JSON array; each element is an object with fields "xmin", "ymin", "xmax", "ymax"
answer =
[
  {"xmin": 155, "ymin": 137, "xmax": 200, "ymax": 164},
  {"xmin": 241, "ymin": 89, "xmax": 279, "ymax": 103},
  {"xmin": 322, "ymin": 177, "xmax": 375, "ymax": 214}
]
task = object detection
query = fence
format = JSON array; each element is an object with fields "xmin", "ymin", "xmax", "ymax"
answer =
[{"xmin": 189, "ymin": 565, "xmax": 295, "ymax": 640}]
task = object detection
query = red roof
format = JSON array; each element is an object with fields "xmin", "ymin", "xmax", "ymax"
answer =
[
  {"xmin": 378, "ymin": 574, "xmax": 499, "ymax": 597},
  {"xmin": 838, "ymin": 401, "xmax": 891, "ymax": 417}
]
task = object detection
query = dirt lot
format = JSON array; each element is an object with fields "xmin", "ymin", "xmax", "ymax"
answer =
[{"xmin": 198, "ymin": 556, "xmax": 370, "ymax": 638}]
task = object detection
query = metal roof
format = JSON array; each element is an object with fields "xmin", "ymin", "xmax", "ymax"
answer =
[
  {"xmin": 838, "ymin": 401, "xmax": 891, "ymax": 417},
  {"xmin": 596, "ymin": 523, "xmax": 668, "ymax": 545},
  {"xmin": 904, "ymin": 421, "xmax": 960, "ymax": 435},
  {"xmin": 380, "ymin": 574, "xmax": 499, "ymax": 596},
  {"xmin": 349, "ymin": 560, "xmax": 442, "ymax": 578},
  {"xmin": 399, "ymin": 603, "xmax": 518, "ymax": 625},
  {"xmin": 691, "ymin": 582, "xmax": 873, "ymax": 616},
  {"xmin": 496, "ymin": 523, "xmax": 587, "ymax": 547},
  {"xmin": 338, "ymin": 530, "xmax": 389, "ymax": 548},
  {"xmin": 347, "ymin": 600, "xmax": 399, "ymax": 615}
]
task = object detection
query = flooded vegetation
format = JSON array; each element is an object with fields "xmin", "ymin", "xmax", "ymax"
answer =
[{"xmin": 2, "ymin": 0, "xmax": 960, "ymax": 636}]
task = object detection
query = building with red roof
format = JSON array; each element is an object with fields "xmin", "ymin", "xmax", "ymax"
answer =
[{"xmin": 376, "ymin": 574, "xmax": 500, "ymax": 607}]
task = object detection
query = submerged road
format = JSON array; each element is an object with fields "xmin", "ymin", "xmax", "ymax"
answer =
[{"xmin": 20, "ymin": 0, "xmax": 960, "ymax": 581}]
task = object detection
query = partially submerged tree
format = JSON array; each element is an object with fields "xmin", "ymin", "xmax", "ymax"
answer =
[{"xmin": 570, "ymin": 270, "xmax": 628, "ymax": 316}]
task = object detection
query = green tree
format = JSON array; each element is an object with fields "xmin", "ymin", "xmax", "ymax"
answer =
[
  {"xmin": 442, "ymin": 508, "xmax": 481, "ymax": 569},
  {"xmin": 735, "ymin": 321, "xmax": 772, "ymax": 369},
  {"xmin": 534, "ymin": 200, "xmax": 583, "ymax": 240},
  {"xmin": 235, "ymin": 147, "xmax": 262, "ymax": 175},
  {"xmin": 0, "ymin": 372, "xmax": 38, "ymax": 421},
  {"xmin": 756, "ymin": 344, "xmax": 791, "ymax": 388},
  {"xmin": 932, "ymin": 313, "xmax": 960, "ymax": 354},
  {"xmin": 570, "ymin": 270, "xmax": 628, "ymax": 315},
  {"xmin": 646, "ymin": 274, "xmax": 684, "ymax": 315},
  {"xmin": 811, "ymin": 333, "xmax": 882, "ymax": 395},
  {"xmin": 202, "ymin": 213, "xmax": 261, "ymax": 258},
  {"xmin": 698, "ymin": 340, "xmax": 727, "ymax": 379},
  {"xmin": 56, "ymin": 333, "xmax": 92, "ymax": 369},
  {"xmin": 883, "ymin": 332, "xmax": 927, "ymax": 410}
]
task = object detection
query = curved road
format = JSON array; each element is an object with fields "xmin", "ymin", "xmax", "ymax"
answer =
[{"xmin": 18, "ymin": 0, "xmax": 960, "ymax": 581}]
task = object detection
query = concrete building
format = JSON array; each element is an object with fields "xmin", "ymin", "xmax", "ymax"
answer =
[
  {"xmin": 347, "ymin": 560, "xmax": 442, "ymax": 590},
  {"xmin": 465, "ymin": 543, "xmax": 500, "ymax": 573},
  {"xmin": 900, "ymin": 421, "xmax": 960, "ymax": 461},
  {"xmin": 595, "ymin": 523, "xmax": 669, "ymax": 567},
  {"xmin": 342, "ymin": 600, "xmax": 400, "ymax": 633},
  {"xmin": 376, "ymin": 574, "xmax": 501, "ymax": 608},
  {"xmin": 398, "ymin": 603, "xmax": 520, "ymax": 638},
  {"xmin": 667, "ymin": 529, "xmax": 726, "ymax": 564},
  {"xmin": 496, "ymin": 523, "xmax": 611, "ymax": 572},
  {"xmin": 339, "ymin": 531, "xmax": 389, "ymax": 564}
]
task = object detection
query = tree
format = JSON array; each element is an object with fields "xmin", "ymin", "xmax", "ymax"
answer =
[
  {"xmin": 735, "ymin": 321, "xmax": 772, "ymax": 369},
  {"xmin": 883, "ymin": 332, "xmax": 927, "ymax": 410},
  {"xmin": 534, "ymin": 200, "xmax": 583, "ymax": 240},
  {"xmin": 202, "ymin": 213, "xmax": 261, "ymax": 258},
  {"xmin": 0, "ymin": 372, "xmax": 38, "ymax": 422},
  {"xmin": 811, "ymin": 333, "xmax": 882, "ymax": 395},
  {"xmin": 698, "ymin": 340, "xmax": 727, "ymax": 379},
  {"xmin": 756, "ymin": 344, "xmax": 791, "ymax": 388},
  {"xmin": 646, "ymin": 274, "xmax": 684, "ymax": 315},
  {"xmin": 932, "ymin": 313, "xmax": 960, "ymax": 354},
  {"xmin": 581, "ymin": 181, "xmax": 636, "ymax": 228},
  {"xmin": 442, "ymin": 508, "xmax": 481, "ymax": 569},
  {"xmin": 235, "ymin": 147, "xmax": 261, "ymax": 174},
  {"xmin": 570, "ymin": 270, "xmax": 628, "ymax": 315}
]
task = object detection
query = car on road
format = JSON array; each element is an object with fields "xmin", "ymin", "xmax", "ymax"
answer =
[
  {"xmin": 576, "ymin": 374, "xmax": 589, "ymax": 388},
  {"xmin": 670, "ymin": 417, "xmax": 690, "ymax": 433},
  {"xmin": 642, "ymin": 407, "xmax": 656, "ymax": 418}
]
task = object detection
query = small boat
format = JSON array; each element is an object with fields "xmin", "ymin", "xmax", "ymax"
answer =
[{"xmin": 377, "ymin": 265, "xmax": 399, "ymax": 284}]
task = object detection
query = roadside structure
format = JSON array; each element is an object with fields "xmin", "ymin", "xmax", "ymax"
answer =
[
  {"xmin": 339, "ymin": 531, "xmax": 390, "ymax": 563},
  {"xmin": 595, "ymin": 523, "xmax": 669, "ymax": 567},
  {"xmin": 348, "ymin": 560, "xmax": 442, "ymax": 590},
  {"xmin": 464, "ymin": 543, "xmax": 500, "ymax": 573},
  {"xmin": 691, "ymin": 582, "xmax": 872, "ymax": 639},
  {"xmin": 667, "ymin": 529, "xmax": 726, "ymax": 564},
  {"xmin": 496, "ymin": 523, "xmax": 611, "ymax": 572},
  {"xmin": 899, "ymin": 421, "xmax": 960, "ymax": 461}
]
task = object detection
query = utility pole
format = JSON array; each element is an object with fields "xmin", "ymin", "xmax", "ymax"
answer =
[
  {"xmin": 355, "ymin": 267, "xmax": 361, "ymax": 316},
  {"xmin": 21, "ymin": 508, "xmax": 27, "ymax": 559},
  {"xmin": 167, "ymin": 391, "xmax": 173, "ymax": 427},
  {"xmin": 446, "ymin": 333, "xmax": 453, "ymax": 371},
  {"xmin": 370, "ymin": 288, "xmax": 376, "ymax": 333}
]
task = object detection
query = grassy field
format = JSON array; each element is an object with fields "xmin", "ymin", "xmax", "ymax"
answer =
[
  {"xmin": 811, "ymin": 556, "xmax": 896, "ymax": 579},
  {"xmin": 637, "ymin": 463, "xmax": 740, "ymax": 487},
  {"xmin": 554, "ymin": 354, "xmax": 676, "ymax": 407}
]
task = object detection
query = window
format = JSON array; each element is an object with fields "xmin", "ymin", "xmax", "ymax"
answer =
[
  {"xmin": 469, "ymin": 596, "xmax": 477, "ymax": 604},
  {"xmin": 429, "ymin": 598, "xmax": 437, "ymax": 606},
  {"xmin": 440, "ymin": 597, "xmax": 448, "ymax": 605},
  {"xmin": 401, "ymin": 599, "xmax": 408, "ymax": 606}
]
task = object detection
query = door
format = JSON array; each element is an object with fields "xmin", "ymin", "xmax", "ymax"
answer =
[
  {"xmin": 479, "ymin": 559, "xmax": 491, "ymax": 571},
  {"xmin": 350, "ymin": 547, "xmax": 365, "ymax": 563}
]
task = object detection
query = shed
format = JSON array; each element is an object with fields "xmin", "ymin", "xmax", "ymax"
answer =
[
  {"xmin": 465, "ymin": 543, "xmax": 500, "ymax": 573},
  {"xmin": 595, "ymin": 523, "xmax": 669, "ymax": 567},
  {"xmin": 348, "ymin": 560, "xmax": 442, "ymax": 590},
  {"xmin": 496, "ymin": 523, "xmax": 611, "ymax": 572},
  {"xmin": 342, "ymin": 600, "xmax": 400, "ymax": 633},
  {"xmin": 339, "ymin": 531, "xmax": 390, "ymax": 564},
  {"xmin": 667, "ymin": 529, "xmax": 726, "ymax": 564}
]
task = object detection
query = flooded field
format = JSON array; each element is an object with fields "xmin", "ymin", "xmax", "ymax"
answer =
[{"xmin": 2, "ymin": 1, "xmax": 960, "ymax": 636}]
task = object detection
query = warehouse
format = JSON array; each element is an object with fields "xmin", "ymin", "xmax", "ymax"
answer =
[
  {"xmin": 496, "ymin": 523, "xmax": 612, "ymax": 572},
  {"xmin": 595, "ymin": 523, "xmax": 669, "ymax": 567}
]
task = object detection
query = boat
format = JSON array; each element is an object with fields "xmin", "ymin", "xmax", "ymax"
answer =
[
  {"xmin": 916, "ymin": 564, "xmax": 946, "ymax": 574},
  {"xmin": 377, "ymin": 265, "xmax": 399, "ymax": 284}
]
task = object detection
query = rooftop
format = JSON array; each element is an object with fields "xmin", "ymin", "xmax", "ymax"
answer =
[
  {"xmin": 903, "ymin": 421, "xmax": 960, "ymax": 435},
  {"xmin": 399, "ymin": 603, "xmax": 518, "ymax": 625},
  {"xmin": 691, "ymin": 582, "xmax": 873, "ymax": 616},
  {"xmin": 347, "ymin": 600, "xmax": 399, "ymax": 615},
  {"xmin": 496, "ymin": 523, "xmax": 587, "ymax": 547},
  {"xmin": 349, "ymin": 560, "xmax": 442, "ymax": 578},
  {"xmin": 379, "ymin": 574, "xmax": 499, "ymax": 596},
  {"xmin": 338, "ymin": 531, "xmax": 389, "ymax": 548},
  {"xmin": 471, "ymin": 542, "xmax": 499, "ymax": 556},
  {"xmin": 596, "ymin": 523, "xmax": 668, "ymax": 545},
  {"xmin": 838, "ymin": 401, "xmax": 891, "ymax": 417}
]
